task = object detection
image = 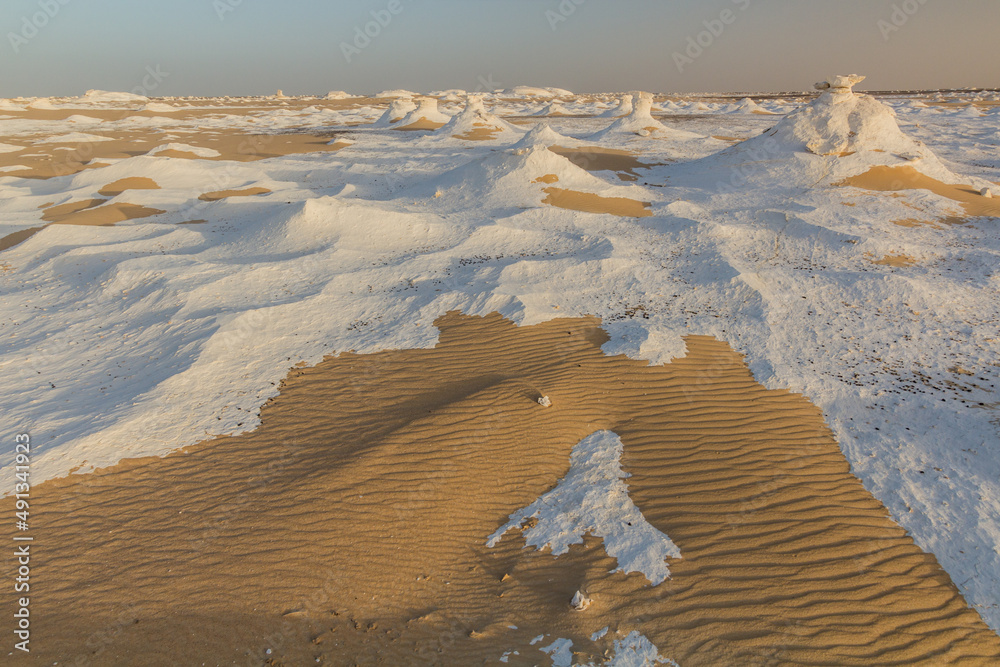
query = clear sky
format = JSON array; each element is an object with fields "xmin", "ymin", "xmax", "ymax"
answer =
[{"xmin": 3, "ymin": 0, "xmax": 997, "ymax": 97}]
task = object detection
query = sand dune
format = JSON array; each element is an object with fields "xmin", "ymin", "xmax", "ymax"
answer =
[{"xmin": 3, "ymin": 313, "xmax": 997, "ymax": 665}]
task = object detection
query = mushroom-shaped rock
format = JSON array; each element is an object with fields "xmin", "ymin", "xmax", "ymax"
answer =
[
  {"xmin": 591, "ymin": 91, "xmax": 701, "ymax": 141},
  {"xmin": 394, "ymin": 97, "xmax": 451, "ymax": 130},
  {"xmin": 598, "ymin": 94, "xmax": 634, "ymax": 118},
  {"xmin": 374, "ymin": 97, "xmax": 417, "ymax": 126},
  {"xmin": 436, "ymin": 95, "xmax": 522, "ymax": 140},
  {"xmin": 814, "ymin": 74, "xmax": 866, "ymax": 92}
]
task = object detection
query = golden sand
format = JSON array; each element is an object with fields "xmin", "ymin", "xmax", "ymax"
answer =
[
  {"xmin": 869, "ymin": 253, "xmax": 918, "ymax": 267},
  {"xmin": 548, "ymin": 145, "xmax": 658, "ymax": 182},
  {"xmin": 198, "ymin": 187, "xmax": 272, "ymax": 202},
  {"xmin": 842, "ymin": 165, "xmax": 1000, "ymax": 220},
  {"xmin": 892, "ymin": 216, "xmax": 968, "ymax": 229},
  {"xmin": 43, "ymin": 201, "xmax": 165, "ymax": 226},
  {"xmin": 0, "ymin": 226, "xmax": 46, "ymax": 251},
  {"xmin": 3, "ymin": 97, "xmax": 378, "ymax": 124},
  {"xmin": 454, "ymin": 125, "xmax": 503, "ymax": 141},
  {"xmin": 39, "ymin": 198, "xmax": 107, "ymax": 222},
  {"xmin": 98, "ymin": 176, "xmax": 161, "ymax": 197},
  {"xmin": 151, "ymin": 148, "xmax": 207, "ymax": 160},
  {"xmin": 0, "ymin": 129, "xmax": 350, "ymax": 179},
  {"xmin": 3, "ymin": 313, "xmax": 997, "ymax": 665},
  {"xmin": 394, "ymin": 118, "xmax": 446, "ymax": 131},
  {"xmin": 542, "ymin": 187, "xmax": 652, "ymax": 218},
  {"xmin": 1, "ymin": 198, "xmax": 166, "ymax": 250}
]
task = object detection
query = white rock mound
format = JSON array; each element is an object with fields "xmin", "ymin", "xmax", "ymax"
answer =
[
  {"xmin": 394, "ymin": 97, "xmax": 450, "ymax": 130},
  {"xmin": 437, "ymin": 96, "xmax": 522, "ymax": 140},
  {"xmin": 80, "ymin": 90, "xmax": 148, "ymax": 103},
  {"xmin": 664, "ymin": 74, "xmax": 992, "ymax": 189},
  {"xmin": 27, "ymin": 98, "xmax": 58, "ymax": 110},
  {"xmin": 373, "ymin": 97, "xmax": 416, "ymax": 127},
  {"xmin": 141, "ymin": 102, "xmax": 178, "ymax": 113},
  {"xmin": 147, "ymin": 143, "xmax": 221, "ymax": 158},
  {"xmin": 412, "ymin": 143, "xmax": 645, "ymax": 209},
  {"xmin": 774, "ymin": 75, "xmax": 917, "ymax": 156},
  {"xmin": 729, "ymin": 97, "xmax": 774, "ymax": 115},
  {"xmin": 374, "ymin": 89, "xmax": 418, "ymax": 99},
  {"xmin": 533, "ymin": 100, "xmax": 573, "ymax": 117},
  {"xmin": 502, "ymin": 86, "xmax": 572, "ymax": 98},
  {"xmin": 598, "ymin": 94, "xmax": 633, "ymax": 118},
  {"xmin": 511, "ymin": 123, "xmax": 582, "ymax": 150},
  {"xmin": 591, "ymin": 92, "xmax": 702, "ymax": 141}
]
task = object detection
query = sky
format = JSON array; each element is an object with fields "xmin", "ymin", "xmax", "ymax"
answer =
[{"xmin": 2, "ymin": 0, "xmax": 998, "ymax": 97}]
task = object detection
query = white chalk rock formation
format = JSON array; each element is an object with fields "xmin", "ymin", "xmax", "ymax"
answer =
[
  {"xmin": 487, "ymin": 430, "xmax": 681, "ymax": 585},
  {"xmin": 591, "ymin": 92, "xmax": 701, "ymax": 141},
  {"xmin": 533, "ymin": 100, "xmax": 572, "ymax": 117},
  {"xmin": 437, "ymin": 95, "xmax": 521, "ymax": 140},
  {"xmin": 511, "ymin": 123, "xmax": 582, "ymax": 150},
  {"xmin": 664, "ymin": 74, "xmax": 997, "ymax": 189},
  {"xmin": 394, "ymin": 96, "xmax": 451, "ymax": 129},
  {"xmin": 374, "ymin": 97, "xmax": 417, "ymax": 126},
  {"xmin": 774, "ymin": 74, "xmax": 915, "ymax": 156},
  {"xmin": 570, "ymin": 590, "xmax": 592, "ymax": 611},
  {"xmin": 412, "ymin": 141, "xmax": 650, "ymax": 210},
  {"xmin": 599, "ymin": 94, "xmax": 634, "ymax": 118},
  {"xmin": 729, "ymin": 97, "xmax": 774, "ymax": 115}
]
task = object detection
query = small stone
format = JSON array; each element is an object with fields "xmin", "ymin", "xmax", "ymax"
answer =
[
  {"xmin": 981, "ymin": 188, "xmax": 993, "ymax": 199},
  {"xmin": 538, "ymin": 396, "xmax": 552, "ymax": 407},
  {"xmin": 571, "ymin": 590, "xmax": 592, "ymax": 611}
]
